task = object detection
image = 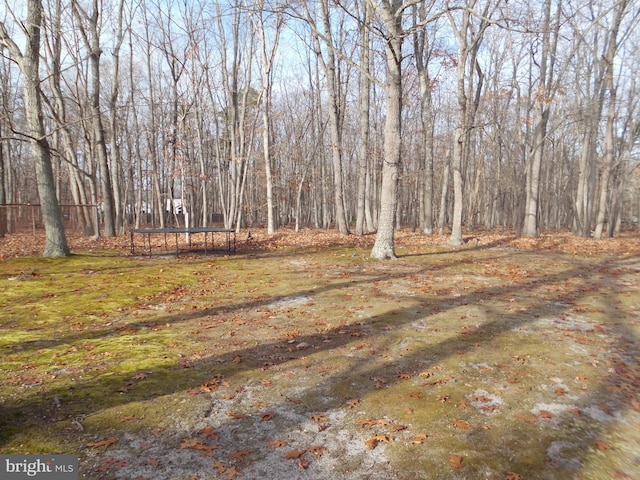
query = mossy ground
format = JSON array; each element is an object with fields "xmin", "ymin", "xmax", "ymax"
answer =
[{"xmin": 1, "ymin": 230, "xmax": 639, "ymax": 479}]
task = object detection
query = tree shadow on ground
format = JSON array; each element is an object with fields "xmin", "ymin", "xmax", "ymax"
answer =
[{"xmin": 1, "ymin": 250, "xmax": 637, "ymax": 479}]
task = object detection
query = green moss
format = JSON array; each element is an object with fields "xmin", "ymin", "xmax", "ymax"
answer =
[{"xmin": 0, "ymin": 244, "xmax": 636, "ymax": 479}]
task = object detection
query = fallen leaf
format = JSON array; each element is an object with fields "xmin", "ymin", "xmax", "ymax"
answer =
[
  {"xmin": 180, "ymin": 438, "xmax": 200, "ymax": 448},
  {"xmin": 226, "ymin": 411, "xmax": 247, "ymax": 419},
  {"xmin": 227, "ymin": 450, "xmax": 252, "ymax": 460},
  {"xmin": 310, "ymin": 414, "xmax": 329, "ymax": 423},
  {"xmin": 515, "ymin": 413, "xmax": 538, "ymax": 423},
  {"xmin": 537, "ymin": 410, "xmax": 555, "ymax": 419},
  {"xmin": 472, "ymin": 395, "xmax": 491, "ymax": 403},
  {"xmin": 452, "ymin": 420, "xmax": 472, "ymax": 429},
  {"xmin": 197, "ymin": 427, "xmax": 219, "ymax": 440},
  {"xmin": 593, "ymin": 439, "xmax": 612, "ymax": 450},
  {"xmin": 298, "ymin": 458, "xmax": 310, "ymax": 470},
  {"xmin": 449, "ymin": 454, "xmax": 463, "ymax": 468},
  {"xmin": 180, "ymin": 438, "xmax": 219, "ymax": 452},
  {"xmin": 480, "ymin": 405, "xmax": 499, "ymax": 413},
  {"xmin": 224, "ymin": 466, "xmax": 242, "ymax": 479},
  {"xmin": 308, "ymin": 446, "xmax": 328, "ymax": 457},
  {"xmin": 505, "ymin": 472, "xmax": 524, "ymax": 480},
  {"xmin": 87, "ymin": 438, "xmax": 117, "ymax": 449},
  {"xmin": 410, "ymin": 433, "xmax": 428, "ymax": 445},
  {"xmin": 358, "ymin": 419, "xmax": 378, "ymax": 428},
  {"xmin": 348, "ymin": 399, "xmax": 361, "ymax": 409},
  {"xmin": 232, "ymin": 356, "xmax": 242, "ymax": 363},
  {"xmin": 213, "ymin": 461, "xmax": 226, "ymax": 473},
  {"xmin": 284, "ymin": 450, "xmax": 307, "ymax": 459},
  {"xmin": 267, "ymin": 440, "xmax": 286, "ymax": 448},
  {"xmin": 261, "ymin": 412, "xmax": 275, "ymax": 421},
  {"xmin": 364, "ymin": 435, "xmax": 392, "ymax": 450}
]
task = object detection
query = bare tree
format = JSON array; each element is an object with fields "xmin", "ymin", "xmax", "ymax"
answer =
[
  {"xmin": 593, "ymin": 0, "xmax": 634, "ymax": 238},
  {"xmin": 41, "ymin": 0, "xmax": 97, "ymax": 236},
  {"xmin": 252, "ymin": 0, "xmax": 283, "ymax": 235},
  {"xmin": 413, "ymin": 1, "xmax": 438, "ymax": 234},
  {"xmin": 298, "ymin": 0, "xmax": 350, "ymax": 235},
  {"xmin": 355, "ymin": 0, "xmax": 374, "ymax": 235},
  {"xmin": 0, "ymin": 0, "xmax": 70, "ymax": 256},
  {"xmin": 522, "ymin": 0, "xmax": 562, "ymax": 237},
  {"xmin": 108, "ymin": 0, "xmax": 127, "ymax": 233},
  {"xmin": 72, "ymin": 0, "xmax": 116, "ymax": 236},
  {"xmin": 369, "ymin": 0, "xmax": 404, "ymax": 259},
  {"xmin": 446, "ymin": 0, "xmax": 497, "ymax": 246}
]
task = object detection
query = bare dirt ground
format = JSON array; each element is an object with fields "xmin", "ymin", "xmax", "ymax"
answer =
[{"xmin": 1, "ymin": 228, "xmax": 639, "ymax": 480}]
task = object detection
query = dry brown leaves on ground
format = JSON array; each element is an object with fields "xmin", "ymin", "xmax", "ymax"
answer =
[{"xmin": 1, "ymin": 227, "xmax": 639, "ymax": 258}]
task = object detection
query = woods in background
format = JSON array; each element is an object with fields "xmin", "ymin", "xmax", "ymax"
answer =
[{"xmin": 0, "ymin": 0, "xmax": 638, "ymax": 257}]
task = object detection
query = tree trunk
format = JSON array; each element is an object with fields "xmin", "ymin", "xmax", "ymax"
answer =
[
  {"xmin": 254, "ymin": 2, "xmax": 281, "ymax": 234},
  {"xmin": 109, "ymin": 0, "xmax": 126, "ymax": 233},
  {"xmin": 0, "ymin": 0, "xmax": 70, "ymax": 256},
  {"xmin": 523, "ymin": 0, "xmax": 559, "ymax": 238},
  {"xmin": 594, "ymin": 0, "xmax": 628, "ymax": 239},
  {"xmin": 446, "ymin": 1, "xmax": 492, "ymax": 246},
  {"xmin": 73, "ymin": 0, "xmax": 116, "ymax": 236},
  {"xmin": 437, "ymin": 160, "xmax": 450, "ymax": 235},
  {"xmin": 0, "ymin": 122, "xmax": 6, "ymax": 237},
  {"xmin": 370, "ymin": 0, "xmax": 402, "ymax": 259},
  {"xmin": 414, "ymin": 3, "xmax": 434, "ymax": 235},
  {"xmin": 355, "ymin": 1, "xmax": 371, "ymax": 235}
]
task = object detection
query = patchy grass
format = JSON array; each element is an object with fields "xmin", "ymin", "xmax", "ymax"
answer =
[{"xmin": 0, "ymin": 229, "xmax": 639, "ymax": 479}]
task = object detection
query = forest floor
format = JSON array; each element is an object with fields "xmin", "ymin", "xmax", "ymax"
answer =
[{"xmin": 1, "ymin": 228, "xmax": 639, "ymax": 480}]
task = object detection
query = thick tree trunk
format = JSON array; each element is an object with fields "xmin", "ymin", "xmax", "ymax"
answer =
[
  {"xmin": 371, "ymin": 0, "xmax": 402, "ymax": 259},
  {"xmin": 73, "ymin": 0, "xmax": 116, "ymax": 236},
  {"xmin": 0, "ymin": 0, "xmax": 70, "ymax": 256},
  {"xmin": 523, "ymin": 107, "xmax": 549, "ymax": 237},
  {"xmin": 594, "ymin": 0, "xmax": 627, "ymax": 239}
]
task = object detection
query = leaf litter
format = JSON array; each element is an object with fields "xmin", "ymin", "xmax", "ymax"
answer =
[{"xmin": 0, "ymin": 229, "xmax": 639, "ymax": 479}]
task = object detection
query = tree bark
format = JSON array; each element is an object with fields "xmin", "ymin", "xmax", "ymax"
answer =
[
  {"xmin": 0, "ymin": 0, "xmax": 70, "ymax": 256},
  {"xmin": 355, "ymin": 1, "xmax": 371, "ymax": 235},
  {"xmin": 370, "ymin": 0, "xmax": 402, "ymax": 259},
  {"xmin": 414, "ymin": 3, "xmax": 435, "ymax": 235},
  {"xmin": 594, "ymin": 0, "xmax": 628, "ymax": 239},
  {"xmin": 523, "ymin": 0, "xmax": 559, "ymax": 238}
]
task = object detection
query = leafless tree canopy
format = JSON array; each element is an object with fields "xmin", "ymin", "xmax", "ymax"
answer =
[{"xmin": 1, "ymin": 0, "xmax": 639, "ymax": 255}]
